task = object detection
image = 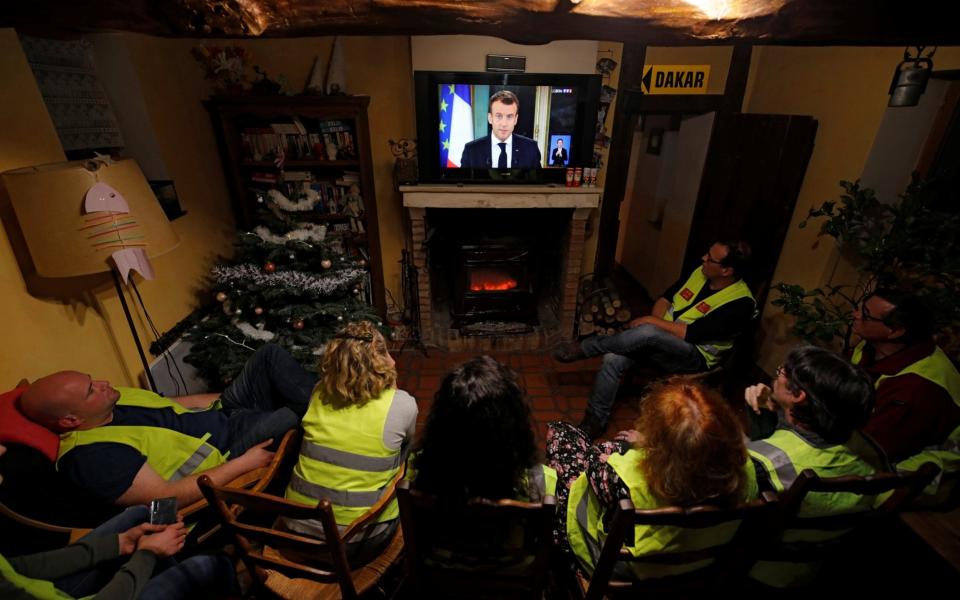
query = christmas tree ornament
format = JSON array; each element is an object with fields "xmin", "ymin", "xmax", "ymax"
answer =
[
  {"xmin": 359, "ymin": 259, "xmax": 366, "ymax": 267},
  {"xmin": 254, "ymin": 306, "xmax": 264, "ymax": 315},
  {"xmin": 293, "ymin": 319, "xmax": 305, "ymax": 330},
  {"xmin": 337, "ymin": 315, "xmax": 343, "ymax": 321},
  {"xmin": 289, "ymin": 253, "xmax": 295, "ymax": 259},
  {"xmin": 321, "ymin": 259, "xmax": 332, "ymax": 269},
  {"xmin": 216, "ymin": 291, "xmax": 228, "ymax": 302},
  {"xmin": 263, "ymin": 261, "xmax": 276, "ymax": 273},
  {"xmin": 235, "ymin": 308, "xmax": 242, "ymax": 315}
]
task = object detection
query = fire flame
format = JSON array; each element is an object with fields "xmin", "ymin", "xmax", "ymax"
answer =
[{"xmin": 470, "ymin": 270, "xmax": 518, "ymax": 292}]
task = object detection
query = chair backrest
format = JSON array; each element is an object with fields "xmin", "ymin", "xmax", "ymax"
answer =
[
  {"xmin": 778, "ymin": 462, "xmax": 942, "ymax": 536},
  {"xmin": 198, "ymin": 461, "xmax": 404, "ymax": 600},
  {"xmin": 396, "ymin": 479, "xmax": 556, "ymax": 600},
  {"xmin": 583, "ymin": 492, "xmax": 779, "ymax": 599}
]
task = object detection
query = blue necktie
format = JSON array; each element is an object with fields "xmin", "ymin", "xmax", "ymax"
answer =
[{"xmin": 497, "ymin": 142, "xmax": 507, "ymax": 169}]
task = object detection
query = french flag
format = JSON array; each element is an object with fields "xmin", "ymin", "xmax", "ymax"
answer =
[{"xmin": 439, "ymin": 84, "xmax": 473, "ymax": 168}]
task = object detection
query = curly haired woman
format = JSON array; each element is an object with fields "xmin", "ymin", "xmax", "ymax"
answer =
[
  {"xmin": 282, "ymin": 321, "xmax": 417, "ymax": 563},
  {"xmin": 548, "ymin": 379, "xmax": 757, "ymax": 581}
]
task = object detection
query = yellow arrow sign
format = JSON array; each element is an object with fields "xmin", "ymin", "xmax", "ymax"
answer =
[{"xmin": 641, "ymin": 65, "xmax": 711, "ymax": 95}]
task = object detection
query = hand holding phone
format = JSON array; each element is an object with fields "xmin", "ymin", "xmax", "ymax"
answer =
[{"xmin": 149, "ymin": 497, "xmax": 178, "ymax": 525}]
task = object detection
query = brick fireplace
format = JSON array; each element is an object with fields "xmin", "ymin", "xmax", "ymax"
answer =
[{"xmin": 401, "ymin": 185, "xmax": 600, "ymax": 350}]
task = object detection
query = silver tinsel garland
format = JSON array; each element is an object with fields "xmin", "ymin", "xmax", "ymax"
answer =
[{"xmin": 212, "ymin": 263, "xmax": 364, "ymax": 295}]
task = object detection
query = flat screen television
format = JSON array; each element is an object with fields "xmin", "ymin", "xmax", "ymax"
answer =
[{"xmin": 414, "ymin": 71, "xmax": 602, "ymax": 184}]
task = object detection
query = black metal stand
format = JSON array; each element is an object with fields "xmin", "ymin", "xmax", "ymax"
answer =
[
  {"xmin": 398, "ymin": 249, "xmax": 428, "ymax": 356},
  {"xmin": 112, "ymin": 269, "xmax": 158, "ymax": 392}
]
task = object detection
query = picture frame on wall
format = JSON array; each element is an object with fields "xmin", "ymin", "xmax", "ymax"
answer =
[
  {"xmin": 149, "ymin": 180, "xmax": 187, "ymax": 221},
  {"xmin": 646, "ymin": 128, "xmax": 664, "ymax": 156}
]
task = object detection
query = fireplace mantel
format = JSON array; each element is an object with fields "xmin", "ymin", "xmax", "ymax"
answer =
[{"xmin": 400, "ymin": 184, "xmax": 600, "ymax": 209}]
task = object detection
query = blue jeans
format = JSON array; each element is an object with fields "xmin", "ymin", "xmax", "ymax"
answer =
[
  {"xmin": 54, "ymin": 506, "xmax": 236, "ymax": 600},
  {"xmin": 580, "ymin": 324, "xmax": 705, "ymax": 425},
  {"xmin": 220, "ymin": 343, "xmax": 318, "ymax": 456}
]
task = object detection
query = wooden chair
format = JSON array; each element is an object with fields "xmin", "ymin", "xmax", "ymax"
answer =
[
  {"xmin": 0, "ymin": 427, "xmax": 298, "ymax": 552},
  {"xmin": 396, "ymin": 479, "xmax": 557, "ymax": 600},
  {"xmin": 198, "ymin": 465, "xmax": 406, "ymax": 600},
  {"xmin": 575, "ymin": 492, "xmax": 780, "ymax": 600},
  {"xmin": 763, "ymin": 462, "xmax": 943, "ymax": 566}
]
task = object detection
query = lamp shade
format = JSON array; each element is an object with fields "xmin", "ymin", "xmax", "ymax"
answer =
[{"xmin": 1, "ymin": 158, "xmax": 179, "ymax": 278}]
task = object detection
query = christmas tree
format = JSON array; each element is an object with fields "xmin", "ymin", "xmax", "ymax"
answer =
[{"xmin": 154, "ymin": 190, "xmax": 382, "ymax": 388}]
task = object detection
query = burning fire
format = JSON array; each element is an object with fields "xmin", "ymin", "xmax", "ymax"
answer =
[{"xmin": 470, "ymin": 269, "xmax": 518, "ymax": 292}]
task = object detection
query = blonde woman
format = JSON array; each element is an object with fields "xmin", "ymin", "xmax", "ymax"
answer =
[{"xmin": 283, "ymin": 321, "xmax": 417, "ymax": 563}]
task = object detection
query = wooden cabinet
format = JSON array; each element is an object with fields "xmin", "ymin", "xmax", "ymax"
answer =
[{"xmin": 205, "ymin": 95, "xmax": 384, "ymax": 314}]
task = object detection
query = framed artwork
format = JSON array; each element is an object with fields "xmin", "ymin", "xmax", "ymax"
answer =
[
  {"xmin": 149, "ymin": 180, "xmax": 187, "ymax": 221},
  {"xmin": 646, "ymin": 128, "xmax": 664, "ymax": 156}
]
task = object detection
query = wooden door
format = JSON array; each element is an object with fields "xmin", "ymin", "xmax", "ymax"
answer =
[{"xmin": 682, "ymin": 113, "xmax": 818, "ymax": 306}]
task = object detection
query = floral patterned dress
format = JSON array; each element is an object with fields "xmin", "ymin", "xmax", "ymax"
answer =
[{"xmin": 545, "ymin": 420, "xmax": 633, "ymax": 549}]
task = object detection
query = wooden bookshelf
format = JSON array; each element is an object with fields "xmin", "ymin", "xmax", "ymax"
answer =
[{"xmin": 205, "ymin": 95, "xmax": 385, "ymax": 314}]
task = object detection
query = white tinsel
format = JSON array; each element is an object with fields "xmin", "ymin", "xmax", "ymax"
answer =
[
  {"xmin": 234, "ymin": 319, "xmax": 276, "ymax": 341},
  {"xmin": 253, "ymin": 223, "xmax": 326, "ymax": 244},
  {"xmin": 213, "ymin": 263, "xmax": 365, "ymax": 295},
  {"xmin": 268, "ymin": 189, "xmax": 321, "ymax": 211}
]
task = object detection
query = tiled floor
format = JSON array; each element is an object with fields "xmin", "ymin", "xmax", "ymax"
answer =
[{"xmin": 395, "ymin": 349, "xmax": 644, "ymax": 458}]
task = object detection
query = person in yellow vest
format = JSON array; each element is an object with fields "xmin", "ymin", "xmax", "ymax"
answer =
[
  {"xmin": 19, "ymin": 344, "xmax": 317, "ymax": 508},
  {"xmin": 409, "ymin": 356, "xmax": 556, "ymax": 572},
  {"xmin": 553, "ymin": 240, "xmax": 756, "ymax": 439},
  {"xmin": 0, "ymin": 443, "xmax": 236, "ymax": 600},
  {"xmin": 283, "ymin": 321, "xmax": 417, "ymax": 564},
  {"xmin": 411, "ymin": 355, "xmax": 556, "ymax": 503},
  {"xmin": 850, "ymin": 289, "xmax": 960, "ymax": 462},
  {"xmin": 550, "ymin": 380, "xmax": 757, "ymax": 581},
  {"xmin": 744, "ymin": 345, "xmax": 889, "ymax": 587}
]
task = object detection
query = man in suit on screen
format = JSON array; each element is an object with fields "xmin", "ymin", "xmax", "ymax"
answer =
[
  {"xmin": 550, "ymin": 138, "xmax": 568, "ymax": 166},
  {"xmin": 460, "ymin": 90, "xmax": 542, "ymax": 169}
]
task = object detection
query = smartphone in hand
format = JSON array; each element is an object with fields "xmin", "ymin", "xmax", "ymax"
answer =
[{"xmin": 149, "ymin": 497, "xmax": 178, "ymax": 525}]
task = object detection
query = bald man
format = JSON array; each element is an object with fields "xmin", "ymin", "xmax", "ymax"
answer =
[{"xmin": 20, "ymin": 344, "xmax": 316, "ymax": 508}]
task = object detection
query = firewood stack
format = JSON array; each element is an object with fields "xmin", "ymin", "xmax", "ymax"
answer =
[{"xmin": 577, "ymin": 277, "xmax": 632, "ymax": 338}]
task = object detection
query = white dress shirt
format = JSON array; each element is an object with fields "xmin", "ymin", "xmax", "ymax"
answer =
[{"xmin": 490, "ymin": 135, "xmax": 513, "ymax": 168}]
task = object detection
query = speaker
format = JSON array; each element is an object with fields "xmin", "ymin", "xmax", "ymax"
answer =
[{"xmin": 486, "ymin": 54, "xmax": 526, "ymax": 73}]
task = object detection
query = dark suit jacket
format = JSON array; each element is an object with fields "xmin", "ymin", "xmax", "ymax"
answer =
[
  {"xmin": 460, "ymin": 134, "xmax": 542, "ymax": 169},
  {"xmin": 550, "ymin": 147, "xmax": 568, "ymax": 166}
]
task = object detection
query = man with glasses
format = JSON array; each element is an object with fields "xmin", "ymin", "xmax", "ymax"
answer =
[
  {"xmin": 849, "ymin": 289, "xmax": 960, "ymax": 462},
  {"xmin": 554, "ymin": 240, "xmax": 755, "ymax": 439},
  {"xmin": 744, "ymin": 345, "xmax": 888, "ymax": 587}
]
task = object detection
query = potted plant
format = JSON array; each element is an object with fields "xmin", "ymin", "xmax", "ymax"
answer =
[{"xmin": 772, "ymin": 176, "xmax": 960, "ymax": 356}]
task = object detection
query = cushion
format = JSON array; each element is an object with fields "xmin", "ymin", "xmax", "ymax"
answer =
[{"xmin": 0, "ymin": 386, "xmax": 59, "ymax": 462}]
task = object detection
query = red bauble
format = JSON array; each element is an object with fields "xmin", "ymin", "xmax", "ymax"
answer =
[
  {"xmin": 263, "ymin": 261, "xmax": 276, "ymax": 273},
  {"xmin": 254, "ymin": 306, "xmax": 264, "ymax": 315},
  {"xmin": 292, "ymin": 319, "xmax": 305, "ymax": 330}
]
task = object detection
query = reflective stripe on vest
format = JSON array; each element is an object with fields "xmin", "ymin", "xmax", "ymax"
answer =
[
  {"xmin": 664, "ymin": 268, "xmax": 755, "ymax": 368},
  {"xmin": 284, "ymin": 387, "xmax": 403, "ymax": 527},
  {"xmin": 748, "ymin": 428, "xmax": 888, "ymax": 587},
  {"xmin": 1, "ymin": 554, "xmax": 81, "ymax": 599},
  {"xmin": 55, "ymin": 389, "xmax": 228, "ymax": 481},
  {"xmin": 567, "ymin": 449, "xmax": 756, "ymax": 581},
  {"xmin": 852, "ymin": 341, "xmax": 960, "ymax": 408}
]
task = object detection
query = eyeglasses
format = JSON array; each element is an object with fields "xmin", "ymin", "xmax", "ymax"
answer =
[
  {"xmin": 703, "ymin": 252, "xmax": 725, "ymax": 265},
  {"xmin": 857, "ymin": 304, "xmax": 889, "ymax": 324}
]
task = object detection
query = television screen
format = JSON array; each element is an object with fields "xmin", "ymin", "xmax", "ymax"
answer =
[{"xmin": 415, "ymin": 72, "xmax": 601, "ymax": 184}]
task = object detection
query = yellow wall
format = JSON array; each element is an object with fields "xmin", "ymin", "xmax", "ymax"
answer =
[
  {"xmin": 0, "ymin": 30, "xmax": 415, "ymax": 386},
  {"xmin": 745, "ymin": 46, "xmax": 960, "ymax": 373}
]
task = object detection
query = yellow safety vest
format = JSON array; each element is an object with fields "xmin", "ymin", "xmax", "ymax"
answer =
[
  {"xmin": 664, "ymin": 268, "xmax": 755, "ymax": 368},
  {"xmin": 748, "ymin": 428, "xmax": 888, "ymax": 587},
  {"xmin": 852, "ymin": 341, "xmax": 960, "ymax": 406},
  {"xmin": 853, "ymin": 341, "xmax": 960, "ymax": 505},
  {"xmin": 0, "ymin": 554, "xmax": 87, "ymax": 599},
  {"xmin": 56, "ymin": 388, "xmax": 228, "ymax": 482},
  {"xmin": 567, "ymin": 449, "xmax": 758, "ymax": 581},
  {"xmin": 285, "ymin": 387, "xmax": 405, "ymax": 532}
]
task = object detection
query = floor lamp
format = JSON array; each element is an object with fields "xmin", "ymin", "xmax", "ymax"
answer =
[{"xmin": 2, "ymin": 158, "xmax": 180, "ymax": 391}]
